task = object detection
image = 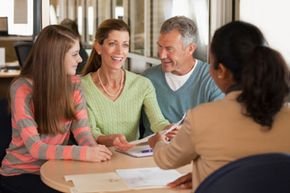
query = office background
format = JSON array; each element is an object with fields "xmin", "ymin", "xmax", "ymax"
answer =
[{"xmin": 0, "ymin": 0, "xmax": 289, "ymax": 70}]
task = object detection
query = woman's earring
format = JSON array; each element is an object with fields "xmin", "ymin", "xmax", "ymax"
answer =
[{"xmin": 218, "ymin": 75, "xmax": 222, "ymax": 79}]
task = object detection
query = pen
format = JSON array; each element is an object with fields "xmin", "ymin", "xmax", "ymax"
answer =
[{"xmin": 141, "ymin": 148, "xmax": 153, "ymax": 153}]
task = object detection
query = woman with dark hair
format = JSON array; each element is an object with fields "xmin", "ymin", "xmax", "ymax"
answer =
[
  {"xmin": 81, "ymin": 19, "xmax": 171, "ymax": 151},
  {"xmin": 148, "ymin": 21, "xmax": 290, "ymax": 192},
  {"xmin": 0, "ymin": 25, "xmax": 112, "ymax": 193}
]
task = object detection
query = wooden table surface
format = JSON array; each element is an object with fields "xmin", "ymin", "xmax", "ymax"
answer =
[{"xmin": 40, "ymin": 150, "xmax": 192, "ymax": 193}]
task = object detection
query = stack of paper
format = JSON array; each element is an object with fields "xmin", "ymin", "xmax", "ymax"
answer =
[{"xmin": 65, "ymin": 167, "xmax": 182, "ymax": 193}]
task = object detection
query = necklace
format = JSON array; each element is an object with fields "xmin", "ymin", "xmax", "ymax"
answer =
[{"xmin": 97, "ymin": 69, "xmax": 124, "ymax": 97}]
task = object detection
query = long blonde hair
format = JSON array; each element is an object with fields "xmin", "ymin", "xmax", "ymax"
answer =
[{"xmin": 20, "ymin": 25, "xmax": 80, "ymax": 134}]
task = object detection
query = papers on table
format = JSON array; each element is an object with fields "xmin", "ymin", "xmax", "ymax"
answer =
[
  {"xmin": 129, "ymin": 134, "xmax": 153, "ymax": 145},
  {"xmin": 65, "ymin": 167, "xmax": 182, "ymax": 193},
  {"xmin": 116, "ymin": 167, "xmax": 182, "ymax": 189},
  {"xmin": 116, "ymin": 144, "xmax": 153, "ymax": 158}
]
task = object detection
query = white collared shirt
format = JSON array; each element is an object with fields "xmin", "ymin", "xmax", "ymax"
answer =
[{"xmin": 165, "ymin": 60, "xmax": 197, "ymax": 91}]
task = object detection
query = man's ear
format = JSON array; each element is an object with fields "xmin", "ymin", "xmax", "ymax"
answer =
[{"xmin": 188, "ymin": 43, "xmax": 197, "ymax": 55}]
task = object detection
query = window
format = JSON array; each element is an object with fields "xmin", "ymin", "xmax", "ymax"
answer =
[
  {"xmin": 239, "ymin": 0, "xmax": 290, "ymax": 66},
  {"xmin": 128, "ymin": 0, "xmax": 209, "ymax": 72},
  {"xmin": 0, "ymin": 0, "xmax": 33, "ymax": 36},
  {"xmin": 48, "ymin": 0, "xmax": 210, "ymax": 72}
]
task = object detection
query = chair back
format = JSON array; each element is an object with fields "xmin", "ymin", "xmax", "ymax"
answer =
[
  {"xmin": 14, "ymin": 41, "xmax": 33, "ymax": 67},
  {"xmin": 195, "ymin": 153, "xmax": 290, "ymax": 193},
  {"xmin": 0, "ymin": 98, "xmax": 12, "ymax": 166}
]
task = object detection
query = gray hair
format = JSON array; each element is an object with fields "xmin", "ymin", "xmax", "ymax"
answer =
[{"xmin": 160, "ymin": 16, "xmax": 198, "ymax": 47}]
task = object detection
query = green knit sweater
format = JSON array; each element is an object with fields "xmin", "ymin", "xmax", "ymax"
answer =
[{"xmin": 81, "ymin": 70, "xmax": 169, "ymax": 141}]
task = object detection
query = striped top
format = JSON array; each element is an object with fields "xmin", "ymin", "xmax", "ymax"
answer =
[{"xmin": 0, "ymin": 76, "xmax": 97, "ymax": 176}]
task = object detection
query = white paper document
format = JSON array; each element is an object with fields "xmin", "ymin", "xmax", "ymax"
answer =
[
  {"xmin": 116, "ymin": 144, "xmax": 153, "ymax": 158},
  {"xmin": 116, "ymin": 167, "xmax": 182, "ymax": 189},
  {"xmin": 65, "ymin": 167, "xmax": 182, "ymax": 193},
  {"xmin": 129, "ymin": 134, "xmax": 154, "ymax": 145},
  {"xmin": 130, "ymin": 113, "xmax": 187, "ymax": 145},
  {"xmin": 159, "ymin": 113, "xmax": 187, "ymax": 135}
]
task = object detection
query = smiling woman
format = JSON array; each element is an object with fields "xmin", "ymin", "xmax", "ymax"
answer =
[{"xmin": 81, "ymin": 18, "xmax": 171, "ymax": 152}]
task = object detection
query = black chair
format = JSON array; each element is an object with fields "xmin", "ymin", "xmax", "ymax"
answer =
[
  {"xmin": 14, "ymin": 41, "xmax": 33, "ymax": 67},
  {"xmin": 0, "ymin": 98, "xmax": 12, "ymax": 165},
  {"xmin": 195, "ymin": 153, "xmax": 290, "ymax": 193},
  {"xmin": 0, "ymin": 98, "xmax": 12, "ymax": 193}
]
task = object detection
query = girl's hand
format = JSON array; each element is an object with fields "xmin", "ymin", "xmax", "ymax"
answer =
[{"xmin": 86, "ymin": 145, "xmax": 112, "ymax": 162}]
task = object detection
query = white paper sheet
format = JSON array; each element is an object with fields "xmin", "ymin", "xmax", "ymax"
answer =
[
  {"xmin": 129, "ymin": 113, "xmax": 187, "ymax": 145},
  {"xmin": 116, "ymin": 144, "xmax": 153, "ymax": 158},
  {"xmin": 116, "ymin": 167, "xmax": 182, "ymax": 189},
  {"xmin": 65, "ymin": 168, "xmax": 182, "ymax": 192}
]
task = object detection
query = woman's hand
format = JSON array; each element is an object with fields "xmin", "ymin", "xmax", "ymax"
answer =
[
  {"xmin": 97, "ymin": 134, "xmax": 134, "ymax": 151},
  {"xmin": 148, "ymin": 132, "xmax": 165, "ymax": 148},
  {"xmin": 167, "ymin": 172, "xmax": 192, "ymax": 189},
  {"xmin": 164, "ymin": 124, "xmax": 181, "ymax": 140},
  {"xmin": 111, "ymin": 134, "xmax": 135, "ymax": 151},
  {"xmin": 86, "ymin": 145, "xmax": 112, "ymax": 162}
]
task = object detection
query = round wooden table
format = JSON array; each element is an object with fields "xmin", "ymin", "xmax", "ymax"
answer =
[{"xmin": 40, "ymin": 150, "xmax": 191, "ymax": 193}]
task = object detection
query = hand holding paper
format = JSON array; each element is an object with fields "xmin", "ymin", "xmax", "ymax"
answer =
[
  {"xmin": 163, "ymin": 124, "xmax": 181, "ymax": 140},
  {"xmin": 160, "ymin": 113, "xmax": 187, "ymax": 135},
  {"xmin": 148, "ymin": 113, "xmax": 187, "ymax": 148},
  {"xmin": 130, "ymin": 113, "xmax": 187, "ymax": 146}
]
